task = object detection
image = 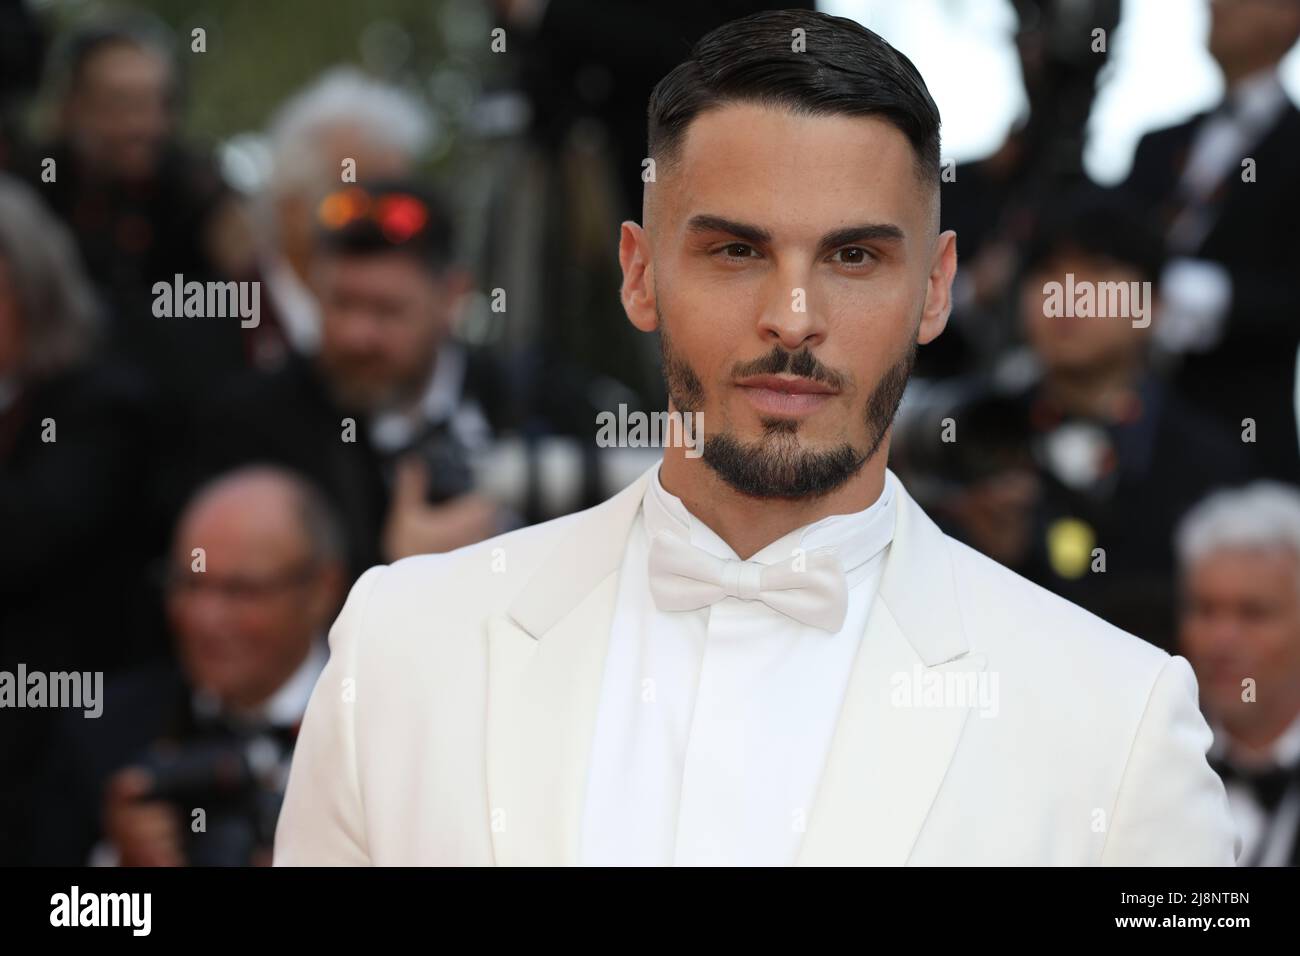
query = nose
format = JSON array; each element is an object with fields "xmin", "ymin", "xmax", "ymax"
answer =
[
  {"xmin": 755, "ymin": 269, "xmax": 827, "ymax": 351},
  {"xmin": 178, "ymin": 582, "xmax": 238, "ymax": 637},
  {"xmin": 1188, "ymin": 613, "xmax": 1246, "ymax": 664},
  {"xmin": 333, "ymin": 307, "xmax": 383, "ymax": 351}
]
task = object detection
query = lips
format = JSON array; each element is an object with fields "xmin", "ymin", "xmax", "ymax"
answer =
[
  {"xmin": 734, "ymin": 374, "xmax": 836, "ymax": 395},
  {"xmin": 735, "ymin": 375, "xmax": 837, "ymax": 418}
]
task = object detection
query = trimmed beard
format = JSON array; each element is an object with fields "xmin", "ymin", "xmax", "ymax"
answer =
[{"xmin": 660, "ymin": 327, "xmax": 916, "ymax": 500}]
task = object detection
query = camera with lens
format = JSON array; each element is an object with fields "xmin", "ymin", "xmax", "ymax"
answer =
[
  {"xmin": 136, "ymin": 736, "xmax": 285, "ymax": 867},
  {"xmin": 408, "ymin": 419, "xmax": 476, "ymax": 505}
]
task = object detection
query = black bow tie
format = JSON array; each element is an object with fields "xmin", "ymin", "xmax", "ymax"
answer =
[
  {"xmin": 193, "ymin": 711, "xmax": 300, "ymax": 750},
  {"xmin": 1211, "ymin": 757, "xmax": 1300, "ymax": 813}
]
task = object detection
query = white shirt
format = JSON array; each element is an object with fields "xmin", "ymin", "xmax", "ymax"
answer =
[
  {"xmin": 578, "ymin": 464, "xmax": 897, "ymax": 866},
  {"xmin": 192, "ymin": 640, "xmax": 328, "ymax": 728},
  {"xmin": 368, "ymin": 343, "xmax": 493, "ymax": 457},
  {"xmin": 1169, "ymin": 68, "xmax": 1289, "ymax": 254},
  {"xmin": 1157, "ymin": 71, "xmax": 1290, "ymax": 353},
  {"xmin": 262, "ymin": 254, "xmax": 321, "ymax": 356},
  {"xmin": 1180, "ymin": 70, "xmax": 1288, "ymax": 204},
  {"xmin": 1211, "ymin": 711, "xmax": 1300, "ymax": 867}
]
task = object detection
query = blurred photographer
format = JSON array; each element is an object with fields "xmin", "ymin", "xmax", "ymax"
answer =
[
  {"xmin": 17, "ymin": 15, "xmax": 248, "ymax": 406},
  {"xmin": 192, "ymin": 179, "xmax": 517, "ymax": 579},
  {"xmin": 245, "ymin": 67, "xmax": 433, "ymax": 371},
  {"xmin": 1123, "ymin": 0, "xmax": 1300, "ymax": 481},
  {"xmin": 898, "ymin": 187, "xmax": 1249, "ymax": 651},
  {"xmin": 31, "ymin": 466, "xmax": 344, "ymax": 866},
  {"xmin": 0, "ymin": 173, "xmax": 157, "ymax": 864},
  {"xmin": 1178, "ymin": 482, "xmax": 1300, "ymax": 866}
]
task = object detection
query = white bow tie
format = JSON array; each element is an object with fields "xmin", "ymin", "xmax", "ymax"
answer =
[{"xmin": 647, "ymin": 531, "xmax": 849, "ymax": 632}]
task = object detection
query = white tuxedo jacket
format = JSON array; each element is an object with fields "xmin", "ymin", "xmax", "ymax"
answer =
[{"xmin": 274, "ymin": 469, "xmax": 1239, "ymax": 865}]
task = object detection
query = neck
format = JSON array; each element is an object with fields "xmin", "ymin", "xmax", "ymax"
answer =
[
  {"xmin": 371, "ymin": 352, "xmax": 441, "ymax": 421},
  {"xmin": 658, "ymin": 436, "xmax": 890, "ymax": 560},
  {"xmin": 219, "ymin": 649, "xmax": 312, "ymax": 717},
  {"xmin": 1223, "ymin": 702, "xmax": 1300, "ymax": 762},
  {"xmin": 1221, "ymin": 59, "xmax": 1276, "ymax": 90},
  {"xmin": 1042, "ymin": 361, "xmax": 1141, "ymax": 420},
  {"xmin": 211, "ymin": 679, "xmax": 277, "ymax": 719}
]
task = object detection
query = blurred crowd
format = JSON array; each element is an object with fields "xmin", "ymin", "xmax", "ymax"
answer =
[{"xmin": 0, "ymin": 0, "xmax": 1298, "ymax": 867}]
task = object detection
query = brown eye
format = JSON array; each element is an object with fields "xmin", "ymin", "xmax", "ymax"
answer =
[
  {"xmin": 834, "ymin": 247, "xmax": 871, "ymax": 265},
  {"xmin": 723, "ymin": 243, "xmax": 754, "ymax": 258}
]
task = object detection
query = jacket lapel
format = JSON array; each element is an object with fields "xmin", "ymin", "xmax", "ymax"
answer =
[
  {"xmin": 797, "ymin": 476, "xmax": 985, "ymax": 865},
  {"xmin": 485, "ymin": 466, "xmax": 982, "ymax": 865},
  {"xmin": 485, "ymin": 470, "xmax": 651, "ymax": 865}
]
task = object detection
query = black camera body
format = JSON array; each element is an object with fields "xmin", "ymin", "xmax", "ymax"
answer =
[
  {"xmin": 137, "ymin": 738, "xmax": 284, "ymax": 867},
  {"xmin": 410, "ymin": 420, "xmax": 476, "ymax": 505}
]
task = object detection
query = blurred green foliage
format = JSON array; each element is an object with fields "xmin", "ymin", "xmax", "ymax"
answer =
[{"xmin": 37, "ymin": 0, "xmax": 495, "ymax": 155}]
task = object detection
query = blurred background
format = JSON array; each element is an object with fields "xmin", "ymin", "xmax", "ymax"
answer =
[{"xmin": 1, "ymin": 0, "xmax": 1299, "ymax": 867}]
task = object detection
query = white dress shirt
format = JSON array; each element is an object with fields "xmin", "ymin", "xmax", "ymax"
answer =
[
  {"xmin": 192, "ymin": 640, "xmax": 328, "ymax": 729},
  {"xmin": 262, "ymin": 253, "xmax": 321, "ymax": 356},
  {"xmin": 1177, "ymin": 68, "xmax": 1288, "ymax": 216},
  {"xmin": 368, "ymin": 342, "xmax": 493, "ymax": 458},
  {"xmin": 578, "ymin": 464, "xmax": 897, "ymax": 866},
  {"xmin": 1211, "ymin": 711, "xmax": 1300, "ymax": 867},
  {"xmin": 1156, "ymin": 70, "xmax": 1290, "ymax": 354}
]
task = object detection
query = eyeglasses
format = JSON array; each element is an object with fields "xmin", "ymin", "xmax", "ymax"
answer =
[
  {"xmin": 316, "ymin": 187, "xmax": 430, "ymax": 244},
  {"xmin": 161, "ymin": 563, "xmax": 320, "ymax": 606}
]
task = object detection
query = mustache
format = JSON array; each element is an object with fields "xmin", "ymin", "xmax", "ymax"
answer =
[{"xmin": 731, "ymin": 345, "xmax": 850, "ymax": 391}]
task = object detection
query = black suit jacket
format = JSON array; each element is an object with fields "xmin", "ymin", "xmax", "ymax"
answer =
[
  {"xmin": 30, "ymin": 661, "xmax": 305, "ymax": 866},
  {"xmin": 0, "ymin": 361, "xmax": 171, "ymax": 864},
  {"xmin": 185, "ymin": 354, "xmax": 390, "ymax": 581},
  {"xmin": 1123, "ymin": 103, "xmax": 1300, "ymax": 479},
  {"xmin": 935, "ymin": 376, "xmax": 1252, "ymax": 653},
  {"xmin": 185, "ymin": 347, "xmax": 521, "ymax": 583},
  {"xmin": 27, "ymin": 663, "xmax": 190, "ymax": 866}
]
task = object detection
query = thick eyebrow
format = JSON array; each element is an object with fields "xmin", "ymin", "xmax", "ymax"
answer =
[
  {"xmin": 686, "ymin": 214, "xmax": 905, "ymax": 254},
  {"xmin": 685, "ymin": 214, "xmax": 772, "ymax": 246},
  {"xmin": 817, "ymin": 223, "xmax": 906, "ymax": 255}
]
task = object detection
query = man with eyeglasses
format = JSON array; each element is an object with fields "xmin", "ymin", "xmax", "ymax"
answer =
[{"xmin": 30, "ymin": 466, "xmax": 344, "ymax": 866}]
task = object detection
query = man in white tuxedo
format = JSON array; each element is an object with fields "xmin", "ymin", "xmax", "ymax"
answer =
[{"xmin": 274, "ymin": 9, "xmax": 1238, "ymax": 866}]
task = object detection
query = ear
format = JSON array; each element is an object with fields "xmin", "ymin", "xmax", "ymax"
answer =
[
  {"xmin": 919, "ymin": 229, "xmax": 957, "ymax": 346},
  {"xmin": 309, "ymin": 562, "xmax": 346, "ymax": 626},
  {"xmin": 619, "ymin": 220, "xmax": 658, "ymax": 333},
  {"xmin": 434, "ymin": 265, "xmax": 473, "ymax": 333}
]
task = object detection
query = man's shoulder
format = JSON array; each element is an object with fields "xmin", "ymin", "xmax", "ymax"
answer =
[
  {"xmin": 931, "ymin": 529, "xmax": 1196, "ymax": 765},
  {"xmin": 940, "ymin": 530, "xmax": 1170, "ymax": 678},
  {"xmin": 382, "ymin": 505, "xmax": 599, "ymax": 603},
  {"xmin": 344, "ymin": 495, "xmax": 622, "ymax": 648}
]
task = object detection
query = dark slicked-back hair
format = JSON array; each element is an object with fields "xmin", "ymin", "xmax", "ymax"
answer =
[{"xmin": 648, "ymin": 9, "xmax": 941, "ymax": 184}]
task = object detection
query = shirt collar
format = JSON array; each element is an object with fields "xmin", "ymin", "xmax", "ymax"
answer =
[
  {"xmin": 643, "ymin": 461, "xmax": 898, "ymax": 580},
  {"xmin": 1210, "ymin": 709, "xmax": 1300, "ymax": 768},
  {"xmin": 369, "ymin": 342, "xmax": 466, "ymax": 454},
  {"xmin": 1224, "ymin": 67, "xmax": 1288, "ymax": 126},
  {"xmin": 193, "ymin": 640, "xmax": 328, "ymax": 728}
]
